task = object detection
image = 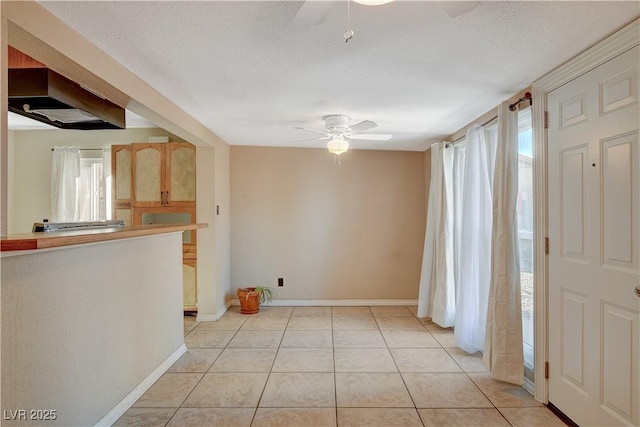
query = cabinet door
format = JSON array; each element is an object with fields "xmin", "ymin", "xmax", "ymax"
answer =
[
  {"xmin": 114, "ymin": 208, "xmax": 132, "ymax": 226},
  {"xmin": 166, "ymin": 142, "xmax": 196, "ymax": 205},
  {"xmin": 132, "ymin": 143, "xmax": 164, "ymax": 207},
  {"xmin": 111, "ymin": 145, "xmax": 132, "ymax": 216},
  {"xmin": 183, "ymin": 260, "xmax": 197, "ymax": 311}
]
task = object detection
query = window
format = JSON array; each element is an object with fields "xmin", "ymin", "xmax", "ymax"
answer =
[
  {"xmin": 78, "ymin": 158, "xmax": 107, "ymax": 221},
  {"xmin": 517, "ymin": 107, "xmax": 534, "ymax": 381}
]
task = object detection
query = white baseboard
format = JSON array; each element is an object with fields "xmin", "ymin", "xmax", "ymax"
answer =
[
  {"xmin": 196, "ymin": 300, "xmax": 232, "ymax": 322},
  {"xmin": 230, "ymin": 299, "xmax": 418, "ymax": 307},
  {"xmin": 523, "ymin": 376, "xmax": 535, "ymax": 395},
  {"xmin": 94, "ymin": 344, "xmax": 187, "ymax": 427}
]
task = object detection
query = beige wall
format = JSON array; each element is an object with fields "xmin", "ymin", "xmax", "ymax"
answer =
[
  {"xmin": 8, "ymin": 128, "xmax": 184, "ymax": 234},
  {"xmin": 231, "ymin": 146, "xmax": 426, "ymax": 300},
  {"xmin": 424, "ymin": 147, "xmax": 432, "ymax": 211}
]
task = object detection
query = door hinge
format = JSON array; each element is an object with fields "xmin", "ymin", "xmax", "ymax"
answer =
[
  {"xmin": 545, "ymin": 237, "xmax": 550, "ymax": 255},
  {"xmin": 545, "ymin": 361, "xmax": 549, "ymax": 379},
  {"xmin": 544, "ymin": 111, "xmax": 549, "ymax": 129}
]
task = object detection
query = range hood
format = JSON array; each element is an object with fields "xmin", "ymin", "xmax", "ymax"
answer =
[{"xmin": 8, "ymin": 68, "xmax": 126, "ymax": 130}]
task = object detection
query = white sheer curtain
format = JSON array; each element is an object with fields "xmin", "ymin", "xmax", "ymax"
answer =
[
  {"xmin": 454, "ymin": 125, "xmax": 494, "ymax": 353},
  {"xmin": 51, "ymin": 146, "xmax": 80, "ymax": 222},
  {"xmin": 417, "ymin": 142, "xmax": 456, "ymax": 326},
  {"xmin": 483, "ymin": 101, "xmax": 524, "ymax": 385},
  {"xmin": 102, "ymin": 146, "xmax": 112, "ymax": 220}
]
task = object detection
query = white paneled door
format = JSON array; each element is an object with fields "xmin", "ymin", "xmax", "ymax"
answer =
[{"xmin": 548, "ymin": 46, "xmax": 639, "ymax": 426}]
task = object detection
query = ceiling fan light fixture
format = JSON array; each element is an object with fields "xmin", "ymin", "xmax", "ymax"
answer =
[
  {"xmin": 327, "ymin": 135, "xmax": 349, "ymax": 155},
  {"xmin": 353, "ymin": 0, "xmax": 394, "ymax": 5}
]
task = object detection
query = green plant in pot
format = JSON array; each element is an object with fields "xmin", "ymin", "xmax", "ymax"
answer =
[{"xmin": 237, "ymin": 286, "xmax": 276, "ymax": 314}]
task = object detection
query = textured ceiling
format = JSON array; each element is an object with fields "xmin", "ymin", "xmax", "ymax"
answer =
[{"xmin": 39, "ymin": 1, "xmax": 639, "ymax": 151}]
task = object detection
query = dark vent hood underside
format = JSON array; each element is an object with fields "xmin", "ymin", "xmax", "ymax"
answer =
[{"xmin": 9, "ymin": 68, "xmax": 125, "ymax": 130}]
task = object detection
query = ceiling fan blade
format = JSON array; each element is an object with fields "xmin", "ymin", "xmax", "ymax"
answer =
[
  {"xmin": 347, "ymin": 120, "xmax": 377, "ymax": 133},
  {"xmin": 437, "ymin": 1, "xmax": 479, "ymax": 17},
  {"xmin": 291, "ymin": 1, "xmax": 335, "ymax": 27},
  {"xmin": 293, "ymin": 126, "xmax": 329, "ymax": 135},
  {"xmin": 347, "ymin": 133, "xmax": 392, "ymax": 141},
  {"xmin": 288, "ymin": 135, "xmax": 331, "ymax": 143}
]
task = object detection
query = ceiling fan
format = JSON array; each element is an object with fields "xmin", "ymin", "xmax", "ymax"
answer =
[
  {"xmin": 292, "ymin": 1, "xmax": 480, "ymax": 27},
  {"xmin": 292, "ymin": 115, "xmax": 392, "ymax": 156}
]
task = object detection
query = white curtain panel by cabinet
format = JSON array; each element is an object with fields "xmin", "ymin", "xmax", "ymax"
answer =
[
  {"xmin": 417, "ymin": 142, "xmax": 456, "ymax": 326},
  {"xmin": 454, "ymin": 125, "xmax": 493, "ymax": 353},
  {"xmin": 51, "ymin": 146, "xmax": 80, "ymax": 222},
  {"xmin": 101, "ymin": 146, "xmax": 112, "ymax": 220},
  {"xmin": 483, "ymin": 101, "xmax": 524, "ymax": 385}
]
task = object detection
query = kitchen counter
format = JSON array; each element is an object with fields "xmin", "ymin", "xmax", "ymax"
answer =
[
  {"xmin": 1, "ymin": 223, "xmax": 205, "ymax": 252},
  {"xmin": 1, "ymin": 223, "xmax": 201, "ymax": 425}
]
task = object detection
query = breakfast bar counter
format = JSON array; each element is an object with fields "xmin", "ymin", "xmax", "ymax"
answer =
[
  {"xmin": 1, "ymin": 223, "xmax": 205, "ymax": 252},
  {"xmin": 1, "ymin": 223, "xmax": 206, "ymax": 426}
]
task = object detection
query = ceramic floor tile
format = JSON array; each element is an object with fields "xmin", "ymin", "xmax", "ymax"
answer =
[
  {"xmin": 391, "ymin": 348, "xmax": 462, "ymax": 373},
  {"xmin": 133, "ymin": 373, "xmax": 203, "ymax": 408},
  {"xmin": 291, "ymin": 306, "xmax": 332, "ymax": 317},
  {"xmin": 227, "ymin": 330, "xmax": 284, "ymax": 348},
  {"xmin": 281, "ymin": 330, "xmax": 333, "ymax": 348},
  {"xmin": 332, "ymin": 306, "xmax": 373, "ymax": 317},
  {"xmin": 286, "ymin": 316, "xmax": 332, "ymax": 330},
  {"xmin": 259, "ymin": 373, "xmax": 335, "ymax": 407},
  {"xmin": 430, "ymin": 329, "xmax": 457, "ymax": 347},
  {"xmin": 185, "ymin": 330, "xmax": 235, "ymax": 349},
  {"xmin": 220, "ymin": 307, "xmax": 246, "ymax": 318},
  {"xmin": 498, "ymin": 407, "xmax": 566, "ymax": 427},
  {"xmin": 337, "ymin": 408, "xmax": 423, "ymax": 427},
  {"xmin": 182, "ymin": 372, "xmax": 268, "ymax": 408},
  {"xmin": 209, "ymin": 348, "xmax": 277, "ymax": 372},
  {"xmin": 402, "ymin": 373, "xmax": 493, "ymax": 408},
  {"xmin": 272, "ymin": 348, "xmax": 334, "ymax": 372},
  {"xmin": 184, "ymin": 317, "xmax": 199, "ymax": 336},
  {"xmin": 335, "ymin": 348, "xmax": 397, "ymax": 372},
  {"xmin": 407, "ymin": 306, "xmax": 419, "ymax": 316},
  {"xmin": 166, "ymin": 408, "xmax": 254, "ymax": 427},
  {"xmin": 240, "ymin": 316, "xmax": 289, "ymax": 331},
  {"xmin": 424, "ymin": 322, "xmax": 451, "ymax": 332},
  {"xmin": 375, "ymin": 316, "xmax": 426, "ymax": 331},
  {"xmin": 114, "ymin": 407, "xmax": 177, "ymax": 426},
  {"xmin": 335, "ymin": 373, "xmax": 413, "ymax": 407},
  {"xmin": 381, "ymin": 330, "xmax": 441, "ymax": 348},
  {"xmin": 419, "ymin": 408, "xmax": 511, "ymax": 427},
  {"xmin": 254, "ymin": 306, "xmax": 293, "ymax": 318},
  {"xmin": 333, "ymin": 330, "xmax": 386, "ymax": 348},
  {"xmin": 468, "ymin": 373, "xmax": 542, "ymax": 407},
  {"xmin": 168, "ymin": 349, "xmax": 222, "ymax": 373},
  {"xmin": 419, "ymin": 317, "xmax": 436, "ymax": 327},
  {"xmin": 252, "ymin": 408, "xmax": 337, "ymax": 427},
  {"xmin": 332, "ymin": 316, "xmax": 379, "ymax": 331},
  {"xmin": 370, "ymin": 306, "xmax": 415, "ymax": 317},
  {"xmin": 445, "ymin": 348, "xmax": 488, "ymax": 373},
  {"xmin": 195, "ymin": 316, "xmax": 247, "ymax": 330}
]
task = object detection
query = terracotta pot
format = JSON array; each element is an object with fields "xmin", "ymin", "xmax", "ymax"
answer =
[{"xmin": 238, "ymin": 287, "xmax": 260, "ymax": 314}]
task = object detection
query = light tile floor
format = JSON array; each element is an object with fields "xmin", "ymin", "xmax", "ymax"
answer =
[{"xmin": 115, "ymin": 306, "xmax": 566, "ymax": 427}]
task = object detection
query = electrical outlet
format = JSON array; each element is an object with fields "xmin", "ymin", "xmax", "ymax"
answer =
[{"xmin": 278, "ymin": 278, "xmax": 284, "ymax": 287}]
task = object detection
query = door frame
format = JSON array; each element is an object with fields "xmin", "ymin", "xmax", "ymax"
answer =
[{"xmin": 531, "ymin": 18, "xmax": 639, "ymax": 404}]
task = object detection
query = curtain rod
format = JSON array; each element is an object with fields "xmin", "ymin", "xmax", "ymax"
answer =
[
  {"xmin": 445, "ymin": 91, "xmax": 533, "ymax": 148},
  {"xmin": 50, "ymin": 148, "xmax": 104, "ymax": 151},
  {"xmin": 446, "ymin": 115, "xmax": 498, "ymax": 147},
  {"xmin": 509, "ymin": 91, "xmax": 532, "ymax": 111}
]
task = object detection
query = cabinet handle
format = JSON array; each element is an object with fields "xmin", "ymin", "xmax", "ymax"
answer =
[{"xmin": 166, "ymin": 191, "xmax": 169, "ymax": 205}]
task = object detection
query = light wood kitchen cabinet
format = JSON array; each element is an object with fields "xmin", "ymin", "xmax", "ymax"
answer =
[
  {"xmin": 131, "ymin": 142, "xmax": 196, "ymax": 208},
  {"xmin": 112, "ymin": 145, "xmax": 132, "ymax": 225},
  {"xmin": 113, "ymin": 141, "xmax": 198, "ymax": 312},
  {"xmin": 183, "ymin": 260, "xmax": 197, "ymax": 311}
]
